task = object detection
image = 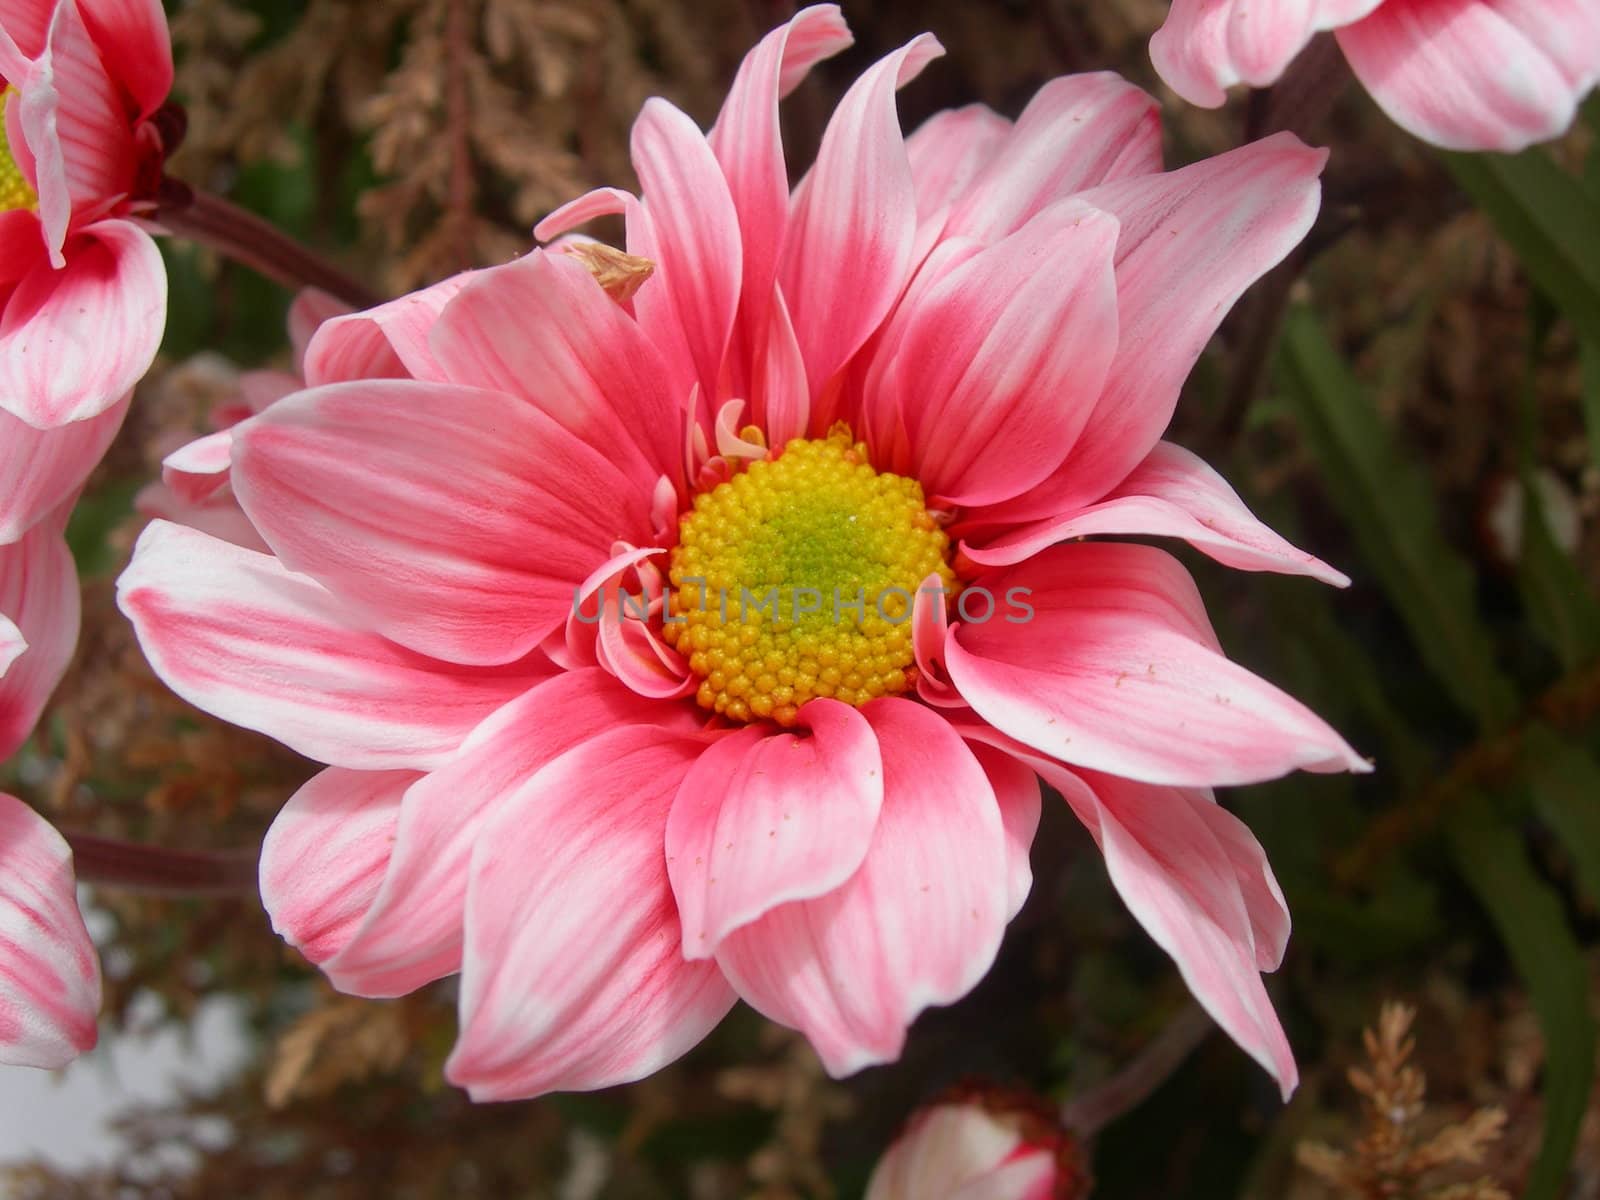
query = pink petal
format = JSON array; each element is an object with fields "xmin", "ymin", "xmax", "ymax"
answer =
[
  {"xmin": 116, "ymin": 521, "xmax": 551, "ymax": 770},
  {"xmin": 0, "ymin": 516, "xmax": 78, "ymax": 760},
  {"xmin": 159, "ymin": 428, "xmax": 235, "ymax": 505},
  {"xmin": 428, "ymin": 250, "xmax": 685, "ymax": 495},
  {"xmin": 1151, "ymin": 0, "xmax": 1383, "ymax": 107},
  {"xmin": 0, "ymin": 219, "xmax": 165, "ymax": 427},
  {"xmin": 0, "ymin": 1, "xmax": 50, "ymax": 57},
  {"xmin": 779, "ymin": 34, "xmax": 944, "ymax": 403},
  {"xmin": 286, "ymin": 288, "xmax": 349, "ymax": 374},
  {"xmin": 258, "ymin": 767, "xmax": 420, "ymax": 969},
  {"xmin": 0, "ymin": 391, "xmax": 128, "ymax": 542},
  {"xmin": 942, "ymin": 542, "xmax": 1367, "ymax": 787},
  {"xmin": 666, "ymin": 699, "xmax": 883, "ymax": 960},
  {"xmin": 965, "ymin": 440, "xmax": 1350, "ymax": 585},
  {"xmin": 0, "ymin": 209, "xmax": 47, "ymax": 288},
  {"xmin": 631, "ymin": 97, "xmax": 743, "ymax": 405},
  {"xmin": 706, "ymin": 4, "xmax": 854, "ymax": 388},
  {"xmin": 966, "ymin": 740, "xmax": 1041, "ymax": 922},
  {"xmin": 133, "ymin": 481, "xmax": 269, "ymax": 553},
  {"xmin": 325, "ymin": 669, "xmax": 698, "ymax": 998},
  {"xmin": 715, "ymin": 698, "xmax": 1008, "ymax": 1076},
  {"xmin": 1337, "ymin": 0, "xmax": 1600, "ymax": 151},
  {"xmin": 904, "ymin": 104, "xmax": 1012, "ymax": 225},
  {"xmin": 1049, "ymin": 766, "xmax": 1298, "ymax": 1098},
  {"xmin": 301, "ymin": 271, "xmax": 477, "ymax": 387},
  {"xmin": 880, "ymin": 202, "xmax": 1120, "ymax": 507},
  {"xmin": 446, "ymin": 725, "xmax": 736, "ymax": 1100},
  {"xmin": 231, "ymin": 379, "xmax": 650, "ymax": 667},
  {"xmin": 0, "ymin": 793, "xmax": 100, "ymax": 1068},
  {"xmin": 0, "ymin": 616, "xmax": 21, "ymax": 675},
  {"xmin": 77, "ymin": 0, "xmax": 173, "ymax": 117},
  {"xmin": 9, "ymin": 1, "xmax": 137, "ymax": 258},
  {"xmin": 980, "ymin": 134, "xmax": 1327, "ymax": 523},
  {"xmin": 944, "ymin": 73, "xmax": 1162, "ymax": 245}
]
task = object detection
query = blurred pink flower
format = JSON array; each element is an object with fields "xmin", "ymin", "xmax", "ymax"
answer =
[
  {"xmin": 0, "ymin": 0, "xmax": 171, "ymax": 430},
  {"xmin": 121, "ymin": 6, "xmax": 1365, "ymax": 1101},
  {"xmin": 0, "ymin": 791, "xmax": 100, "ymax": 1068},
  {"xmin": 1150, "ymin": 0, "xmax": 1600, "ymax": 152},
  {"xmin": 866, "ymin": 1091, "xmax": 1084, "ymax": 1200}
]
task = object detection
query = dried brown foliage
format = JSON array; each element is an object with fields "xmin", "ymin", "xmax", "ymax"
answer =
[{"xmin": 1297, "ymin": 1002, "xmax": 1511, "ymax": 1200}]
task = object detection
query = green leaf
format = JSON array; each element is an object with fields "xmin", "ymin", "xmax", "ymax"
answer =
[
  {"xmin": 1444, "ymin": 149, "xmax": 1600, "ymax": 348},
  {"xmin": 1448, "ymin": 795, "xmax": 1596, "ymax": 1200},
  {"xmin": 1277, "ymin": 307, "xmax": 1517, "ymax": 729},
  {"xmin": 1522, "ymin": 725, "xmax": 1600, "ymax": 910}
]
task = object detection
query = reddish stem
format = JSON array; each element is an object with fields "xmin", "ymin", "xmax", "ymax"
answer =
[
  {"xmin": 158, "ymin": 186, "xmax": 382, "ymax": 311},
  {"xmin": 1060, "ymin": 1004, "xmax": 1213, "ymax": 1138},
  {"xmin": 64, "ymin": 831, "xmax": 259, "ymax": 897}
]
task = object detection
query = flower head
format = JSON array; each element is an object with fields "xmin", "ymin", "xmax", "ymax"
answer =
[
  {"xmin": 1150, "ymin": 0, "xmax": 1600, "ymax": 152},
  {"xmin": 866, "ymin": 1088, "xmax": 1087, "ymax": 1200},
  {"xmin": 0, "ymin": 0, "xmax": 172, "ymax": 429},
  {"xmin": 121, "ymin": 6, "xmax": 1364, "ymax": 1101}
]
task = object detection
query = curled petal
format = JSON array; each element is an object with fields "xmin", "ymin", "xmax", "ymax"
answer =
[
  {"xmin": 301, "ymin": 271, "xmax": 477, "ymax": 386},
  {"xmin": 447, "ymin": 726, "xmax": 736, "ymax": 1100},
  {"xmin": 716, "ymin": 699, "xmax": 1008, "ymax": 1075},
  {"xmin": 666, "ymin": 699, "xmax": 882, "ymax": 959},
  {"xmin": 258, "ymin": 768, "xmax": 421, "ymax": 969},
  {"xmin": 0, "ymin": 392, "xmax": 129, "ymax": 542},
  {"xmin": 0, "ymin": 794, "xmax": 100, "ymax": 1068}
]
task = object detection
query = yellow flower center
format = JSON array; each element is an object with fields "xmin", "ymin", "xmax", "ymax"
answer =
[
  {"xmin": 0, "ymin": 88, "xmax": 37, "ymax": 213},
  {"xmin": 665, "ymin": 428, "xmax": 956, "ymax": 727}
]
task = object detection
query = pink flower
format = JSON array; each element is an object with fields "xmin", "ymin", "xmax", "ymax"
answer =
[
  {"xmin": 1, "ymin": 0, "xmax": 172, "ymax": 430},
  {"xmin": 0, "ymin": 791, "xmax": 100, "ymax": 1068},
  {"xmin": 0, "ymin": 502, "xmax": 78, "ymax": 761},
  {"xmin": 120, "ymin": 7, "xmax": 1365, "ymax": 1101},
  {"xmin": 866, "ymin": 1090, "xmax": 1085, "ymax": 1200},
  {"xmin": 1150, "ymin": 0, "xmax": 1600, "ymax": 152}
]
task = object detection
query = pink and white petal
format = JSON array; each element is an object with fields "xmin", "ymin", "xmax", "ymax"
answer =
[
  {"xmin": 232, "ymin": 379, "xmax": 650, "ymax": 667},
  {"xmin": 631, "ymin": 98, "xmax": 743, "ymax": 403},
  {"xmin": 429, "ymin": 251, "xmax": 685, "ymax": 493},
  {"xmin": 159, "ymin": 428, "xmax": 235, "ymax": 505},
  {"xmin": 707, "ymin": 4, "xmax": 853, "ymax": 379},
  {"xmin": 0, "ymin": 518, "xmax": 78, "ymax": 760},
  {"xmin": 981, "ymin": 134, "xmax": 1326, "ymax": 523},
  {"xmin": 133, "ymin": 481, "xmax": 269, "ymax": 553},
  {"xmin": 1150, "ymin": 0, "xmax": 1382, "ymax": 107},
  {"xmin": 325, "ymin": 669, "xmax": 699, "ymax": 998},
  {"xmin": 77, "ymin": 0, "xmax": 173, "ymax": 117},
  {"xmin": 779, "ymin": 34, "xmax": 944, "ymax": 400},
  {"xmin": 1185, "ymin": 793, "xmax": 1292, "ymax": 971},
  {"xmin": 301, "ymin": 271, "xmax": 477, "ymax": 387},
  {"xmin": 716, "ymin": 698, "xmax": 1008, "ymax": 1076},
  {"xmin": 964, "ymin": 440, "xmax": 1349, "ymax": 586},
  {"xmin": 1048, "ymin": 767, "xmax": 1298, "ymax": 1098},
  {"xmin": 1338, "ymin": 0, "xmax": 1600, "ymax": 152},
  {"xmin": 446, "ymin": 725, "xmax": 736, "ymax": 1100},
  {"xmin": 666, "ymin": 698, "xmax": 883, "ymax": 959},
  {"xmin": 116, "ymin": 521, "xmax": 551, "ymax": 770},
  {"xmin": 287, "ymin": 288, "xmax": 349, "ymax": 374},
  {"xmin": 0, "ymin": 220, "xmax": 165, "ymax": 427},
  {"xmin": 0, "ymin": 615, "xmax": 22, "ymax": 675},
  {"xmin": 0, "ymin": 391, "xmax": 128, "ymax": 542},
  {"xmin": 750, "ymin": 286, "xmax": 809, "ymax": 447},
  {"xmin": 944, "ymin": 73, "xmax": 1162, "ymax": 245},
  {"xmin": 942, "ymin": 542, "xmax": 1368, "ymax": 787},
  {"xmin": 258, "ymin": 768, "xmax": 420, "ymax": 969},
  {"xmin": 0, "ymin": 793, "xmax": 99, "ymax": 1068},
  {"xmin": 904, "ymin": 104, "xmax": 1013, "ymax": 226},
  {"xmin": 965, "ymin": 740, "xmax": 1041, "ymax": 922},
  {"xmin": 885, "ymin": 203, "xmax": 1120, "ymax": 507}
]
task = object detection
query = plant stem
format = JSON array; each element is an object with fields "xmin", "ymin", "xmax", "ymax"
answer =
[
  {"xmin": 1060, "ymin": 1004, "xmax": 1213, "ymax": 1138},
  {"xmin": 64, "ymin": 831, "xmax": 259, "ymax": 897},
  {"xmin": 159, "ymin": 186, "xmax": 382, "ymax": 311}
]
